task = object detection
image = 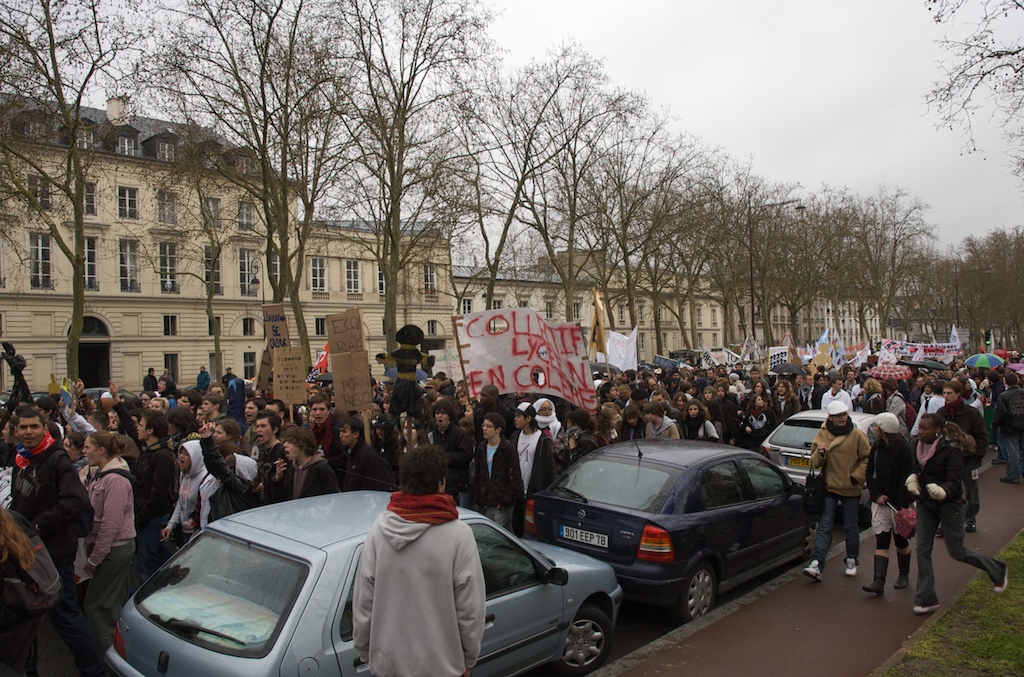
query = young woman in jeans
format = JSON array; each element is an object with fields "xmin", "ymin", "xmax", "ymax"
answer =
[{"xmin": 906, "ymin": 415, "xmax": 1008, "ymax": 614}]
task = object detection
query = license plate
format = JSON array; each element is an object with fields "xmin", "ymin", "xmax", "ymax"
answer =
[
  {"xmin": 785, "ymin": 455, "xmax": 811, "ymax": 468},
  {"xmin": 560, "ymin": 525, "xmax": 608, "ymax": 548}
]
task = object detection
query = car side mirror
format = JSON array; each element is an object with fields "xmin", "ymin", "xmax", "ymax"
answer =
[{"xmin": 545, "ymin": 567, "xmax": 568, "ymax": 586}]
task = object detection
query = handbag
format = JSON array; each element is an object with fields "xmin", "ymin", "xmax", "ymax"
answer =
[
  {"xmin": 802, "ymin": 467, "xmax": 827, "ymax": 516},
  {"xmin": 888, "ymin": 502, "xmax": 917, "ymax": 539}
]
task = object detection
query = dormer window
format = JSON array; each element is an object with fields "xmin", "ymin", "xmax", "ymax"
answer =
[
  {"xmin": 157, "ymin": 141, "xmax": 175, "ymax": 161},
  {"xmin": 236, "ymin": 156, "xmax": 256, "ymax": 175},
  {"xmin": 117, "ymin": 135, "xmax": 138, "ymax": 156},
  {"xmin": 76, "ymin": 129, "xmax": 95, "ymax": 150}
]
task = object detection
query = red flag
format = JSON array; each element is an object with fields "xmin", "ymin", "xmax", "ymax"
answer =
[{"xmin": 307, "ymin": 342, "xmax": 329, "ymax": 383}]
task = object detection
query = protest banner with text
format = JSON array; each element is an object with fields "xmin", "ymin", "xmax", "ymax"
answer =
[
  {"xmin": 326, "ymin": 309, "xmax": 373, "ymax": 412},
  {"xmin": 273, "ymin": 346, "xmax": 307, "ymax": 407},
  {"xmin": 258, "ymin": 304, "xmax": 292, "ymax": 390}
]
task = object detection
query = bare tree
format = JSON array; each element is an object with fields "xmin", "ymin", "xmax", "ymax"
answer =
[{"xmin": 0, "ymin": 0, "xmax": 142, "ymax": 379}]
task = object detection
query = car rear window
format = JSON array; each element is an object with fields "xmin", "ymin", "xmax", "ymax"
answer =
[
  {"xmin": 135, "ymin": 532, "xmax": 308, "ymax": 658},
  {"xmin": 553, "ymin": 455, "xmax": 682, "ymax": 512},
  {"xmin": 769, "ymin": 419, "xmax": 823, "ymax": 450}
]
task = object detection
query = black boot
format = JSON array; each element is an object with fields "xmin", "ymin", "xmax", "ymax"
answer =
[
  {"xmin": 894, "ymin": 552, "xmax": 911, "ymax": 589},
  {"xmin": 862, "ymin": 555, "xmax": 888, "ymax": 595}
]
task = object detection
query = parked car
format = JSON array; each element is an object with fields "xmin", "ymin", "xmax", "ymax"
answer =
[
  {"xmin": 84, "ymin": 386, "xmax": 139, "ymax": 402},
  {"xmin": 527, "ymin": 441, "xmax": 810, "ymax": 625},
  {"xmin": 105, "ymin": 491, "xmax": 622, "ymax": 677}
]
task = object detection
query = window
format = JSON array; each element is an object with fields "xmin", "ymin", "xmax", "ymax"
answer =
[
  {"xmin": 243, "ymin": 352, "xmax": 256, "ymax": 380},
  {"xmin": 203, "ymin": 197, "xmax": 221, "ymax": 226},
  {"xmin": 700, "ymin": 461, "xmax": 748, "ymax": 509},
  {"xmin": 242, "ymin": 317, "xmax": 256, "ymax": 336},
  {"xmin": 28, "ymin": 175, "xmax": 51, "ymax": 210},
  {"xmin": 712, "ymin": 332, "xmax": 718, "ymax": 347},
  {"xmin": 550, "ymin": 454, "xmax": 682, "ymax": 512},
  {"xmin": 315, "ymin": 318, "xmax": 326, "ymax": 336},
  {"xmin": 116, "ymin": 135, "xmax": 138, "ymax": 156},
  {"xmin": 711, "ymin": 308, "xmax": 718, "ymax": 327},
  {"xmin": 208, "ymin": 316, "xmax": 222, "ymax": 336},
  {"xmin": 462, "ymin": 298, "xmax": 473, "ymax": 315},
  {"xmin": 76, "ymin": 129, "xmax": 95, "ymax": 150},
  {"xmin": 0, "ymin": 241, "xmax": 5, "ymax": 287},
  {"xmin": 157, "ymin": 141, "xmax": 175, "ymax": 162},
  {"xmin": 163, "ymin": 315, "xmax": 178, "ymax": 336},
  {"xmin": 490, "ymin": 298, "xmax": 503, "ymax": 310},
  {"xmin": 638, "ymin": 332, "xmax": 646, "ymax": 351},
  {"xmin": 618, "ymin": 304, "xmax": 625, "ymax": 324},
  {"xmin": 518, "ymin": 298, "xmax": 529, "ymax": 308},
  {"xmin": 204, "ymin": 245, "xmax": 222, "ymax": 295},
  {"xmin": 270, "ymin": 252, "xmax": 281, "ymax": 287},
  {"xmin": 84, "ymin": 182, "xmax": 96, "ymax": 216},
  {"xmin": 573, "ymin": 302, "xmax": 581, "ymax": 321},
  {"xmin": 661, "ymin": 332, "xmax": 668, "ymax": 348},
  {"xmin": 345, "ymin": 259, "xmax": 361, "ymax": 293},
  {"xmin": 427, "ymin": 320, "xmax": 437, "ymax": 336},
  {"xmin": 118, "ymin": 186, "xmax": 138, "ymax": 219},
  {"xmin": 119, "ymin": 239, "xmax": 140, "ymax": 292},
  {"xmin": 469, "ymin": 523, "xmax": 541, "ymax": 599},
  {"xmin": 159, "ymin": 243, "xmax": 178, "ymax": 293},
  {"xmin": 637, "ymin": 303, "xmax": 645, "ymax": 323},
  {"xmin": 698, "ymin": 332, "xmax": 705, "ymax": 346},
  {"xmin": 239, "ymin": 248, "xmax": 258, "ymax": 296},
  {"xmin": 696, "ymin": 307, "xmax": 703, "ymax": 327},
  {"xmin": 740, "ymin": 458, "xmax": 788, "ymax": 499},
  {"xmin": 84, "ymin": 237, "xmax": 98, "ymax": 291},
  {"xmin": 423, "ymin": 264, "xmax": 437, "ymax": 293},
  {"xmin": 163, "ymin": 354, "xmax": 179, "ymax": 383},
  {"xmin": 377, "ymin": 266, "xmax": 385, "ymax": 296},
  {"xmin": 237, "ymin": 201, "xmax": 255, "ymax": 230},
  {"xmin": 29, "ymin": 233, "xmax": 51, "ymax": 289},
  {"xmin": 310, "ymin": 256, "xmax": 327, "ymax": 292},
  {"xmin": 545, "ymin": 301, "xmax": 554, "ymax": 320},
  {"xmin": 157, "ymin": 191, "xmax": 177, "ymax": 224}
]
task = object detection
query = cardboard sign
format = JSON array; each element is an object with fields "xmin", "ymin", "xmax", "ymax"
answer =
[
  {"xmin": 273, "ymin": 345, "xmax": 307, "ymax": 406},
  {"xmin": 326, "ymin": 309, "xmax": 373, "ymax": 412},
  {"xmin": 262, "ymin": 304, "xmax": 291, "ymax": 350},
  {"xmin": 454, "ymin": 307, "xmax": 597, "ymax": 411}
]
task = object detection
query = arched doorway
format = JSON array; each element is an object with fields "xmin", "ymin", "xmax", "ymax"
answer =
[{"xmin": 74, "ymin": 316, "xmax": 111, "ymax": 387}]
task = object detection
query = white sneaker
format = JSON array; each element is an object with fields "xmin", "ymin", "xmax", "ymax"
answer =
[
  {"xmin": 845, "ymin": 558, "xmax": 858, "ymax": 576},
  {"xmin": 803, "ymin": 560, "xmax": 822, "ymax": 581}
]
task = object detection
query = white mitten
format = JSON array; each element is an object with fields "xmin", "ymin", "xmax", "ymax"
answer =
[
  {"xmin": 905, "ymin": 473, "xmax": 921, "ymax": 496},
  {"xmin": 926, "ymin": 483, "xmax": 947, "ymax": 501}
]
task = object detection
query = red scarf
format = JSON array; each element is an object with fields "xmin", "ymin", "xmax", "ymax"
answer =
[
  {"xmin": 945, "ymin": 397, "xmax": 962, "ymax": 418},
  {"xmin": 311, "ymin": 419, "xmax": 334, "ymax": 457},
  {"xmin": 387, "ymin": 491, "xmax": 459, "ymax": 524},
  {"xmin": 15, "ymin": 431, "xmax": 55, "ymax": 469}
]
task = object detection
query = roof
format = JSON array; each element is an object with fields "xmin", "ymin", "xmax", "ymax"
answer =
[{"xmin": 595, "ymin": 438, "xmax": 752, "ymax": 468}]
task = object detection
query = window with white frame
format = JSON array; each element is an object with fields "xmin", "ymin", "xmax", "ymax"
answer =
[
  {"xmin": 84, "ymin": 182, "xmax": 96, "ymax": 216},
  {"xmin": 239, "ymin": 248, "xmax": 258, "ymax": 296},
  {"xmin": 237, "ymin": 201, "xmax": 255, "ymax": 230},
  {"xmin": 116, "ymin": 135, "xmax": 138, "ymax": 156},
  {"xmin": 618, "ymin": 304, "xmax": 625, "ymax": 323},
  {"xmin": 696, "ymin": 306, "xmax": 703, "ymax": 326},
  {"xmin": 204, "ymin": 245, "xmax": 222, "ymax": 295},
  {"xmin": 118, "ymin": 186, "xmax": 138, "ymax": 219},
  {"xmin": 28, "ymin": 175, "xmax": 51, "ymax": 210},
  {"xmin": 76, "ymin": 129, "xmax": 95, "ymax": 150},
  {"xmin": 423, "ymin": 264, "xmax": 437, "ymax": 293},
  {"xmin": 119, "ymin": 239, "xmax": 140, "ymax": 292},
  {"xmin": 345, "ymin": 259, "xmax": 361, "ymax": 293},
  {"xmin": 271, "ymin": 252, "xmax": 280, "ymax": 287},
  {"xmin": 243, "ymin": 352, "xmax": 256, "ymax": 380},
  {"xmin": 29, "ymin": 233, "xmax": 51, "ymax": 289},
  {"xmin": 159, "ymin": 242, "xmax": 178, "ymax": 293},
  {"xmin": 157, "ymin": 190, "xmax": 176, "ymax": 224},
  {"xmin": 242, "ymin": 317, "xmax": 256, "ymax": 336},
  {"xmin": 573, "ymin": 302, "xmax": 581, "ymax": 321},
  {"xmin": 711, "ymin": 308, "xmax": 718, "ymax": 327},
  {"xmin": 315, "ymin": 318, "xmax": 326, "ymax": 336},
  {"xmin": 462, "ymin": 298, "xmax": 472, "ymax": 315},
  {"xmin": 545, "ymin": 301, "xmax": 555, "ymax": 320},
  {"xmin": 378, "ymin": 266, "xmax": 386, "ymax": 295},
  {"xmin": 637, "ymin": 303, "xmax": 645, "ymax": 323},
  {"xmin": 712, "ymin": 332, "xmax": 718, "ymax": 347},
  {"xmin": 639, "ymin": 332, "xmax": 646, "ymax": 351},
  {"xmin": 662, "ymin": 332, "xmax": 668, "ymax": 348},
  {"xmin": 310, "ymin": 256, "xmax": 327, "ymax": 292},
  {"xmin": 163, "ymin": 315, "xmax": 178, "ymax": 336},
  {"xmin": 427, "ymin": 320, "xmax": 437, "ymax": 336},
  {"xmin": 698, "ymin": 332, "xmax": 705, "ymax": 346},
  {"xmin": 203, "ymin": 197, "xmax": 221, "ymax": 226},
  {"xmin": 519, "ymin": 298, "xmax": 529, "ymax": 308},
  {"xmin": 84, "ymin": 237, "xmax": 98, "ymax": 290},
  {"xmin": 157, "ymin": 141, "xmax": 175, "ymax": 162},
  {"xmin": 491, "ymin": 298, "xmax": 503, "ymax": 310}
]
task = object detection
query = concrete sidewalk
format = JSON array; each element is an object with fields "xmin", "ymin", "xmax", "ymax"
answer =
[{"xmin": 595, "ymin": 461, "xmax": 1024, "ymax": 677}]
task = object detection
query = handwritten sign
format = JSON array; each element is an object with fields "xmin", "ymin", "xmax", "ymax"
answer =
[
  {"xmin": 326, "ymin": 309, "xmax": 373, "ymax": 412},
  {"xmin": 273, "ymin": 346, "xmax": 307, "ymax": 407},
  {"xmin": 262, "ymin": 304, "xmax": 291, "ymax": 350},
  {"xmin": 454, "ymin": 308, "xmax": 597, "ymax": 411}
]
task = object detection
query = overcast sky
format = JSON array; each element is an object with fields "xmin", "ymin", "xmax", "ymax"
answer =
[{"xmin": 486, "ymin": 0, "xmax": 1022, "ymax": 245}]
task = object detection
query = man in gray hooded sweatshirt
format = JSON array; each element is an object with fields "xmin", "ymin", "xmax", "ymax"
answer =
[{"xmin": 354, "ymin": 444, "xmax": 485, "ymax": 677}]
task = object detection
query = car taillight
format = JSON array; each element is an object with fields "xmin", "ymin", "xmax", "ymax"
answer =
[
  {"xmin": 524, "ymin": 499, "xmax": 536, "ymax": 534},
  {"xmin": 113, "ymin": 621, "xmax": 126, "ymax": 659},
  {"xmin": 637, "ymin": 524, "xmax": 674, "ymax": 562},
  {"xmin": 759, "ymin": 443, "xmax": 771, "ymax": 458}
]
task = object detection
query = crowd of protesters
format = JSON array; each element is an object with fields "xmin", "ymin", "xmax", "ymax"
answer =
[{"xmin": 1, "ymin": 353, "xmax": 1018, "ymax": 672}]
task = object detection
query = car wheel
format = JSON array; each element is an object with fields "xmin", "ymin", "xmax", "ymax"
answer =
[
  {"xmin": 671, "ymin": 561, "xmax": 716, "ymax": 625},
  {"xmin": 803, "ymin": 519, "xmax": 819, "ymax": 559},
  {"xmin": 554, "ymin": 603, "xmax": 613, "ymax": 676}
]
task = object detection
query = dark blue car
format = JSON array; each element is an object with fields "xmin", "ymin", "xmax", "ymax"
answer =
[{"xmin": 526, "ymin": 441, "xmax": 811, "ymax": 624}]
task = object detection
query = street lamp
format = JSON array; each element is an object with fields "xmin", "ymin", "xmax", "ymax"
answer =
[
  {"xmin": 247, "ymin": 259, "xmax": 264, "ymax": 304},
  {"xmin": 747, "ymin": 198, "xmax": 804, "ymax": 343}
]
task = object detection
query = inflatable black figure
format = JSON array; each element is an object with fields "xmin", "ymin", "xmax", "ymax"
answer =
[
  {"xmin": 2, "ymin": 342, "xmax": 32, "ymax": 412},
  {"xmin": 376, "ymin": 325, "xmax": 434, "ymax": 423}
]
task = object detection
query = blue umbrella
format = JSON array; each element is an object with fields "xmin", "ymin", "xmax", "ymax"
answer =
[
  {"xmin": 965, "ymin": 353, "xmax": 1004, "ymax": 368},
  {"xmin": 384, "ymin": 367, "xmax": 431, "ymax": 381}
]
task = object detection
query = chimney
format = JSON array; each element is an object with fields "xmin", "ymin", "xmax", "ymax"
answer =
[{"xmin": 106, "ymin": 96, "xmax": 130, "ymax": 126}]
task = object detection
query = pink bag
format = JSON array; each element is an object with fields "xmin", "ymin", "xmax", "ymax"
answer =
[{"xmin": 890, "ymin": 503, "xmax": 917, "ymax": 539}]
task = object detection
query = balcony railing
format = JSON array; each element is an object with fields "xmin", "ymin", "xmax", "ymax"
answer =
[
  {"xmin": 240, "ymin": 286, "xmax": 258, "ymax": 297},
  {"xmin": 85, "ymin": 280, "xmax": 99, "ymax": 291},
  {"xmin": 120, "ymin": 280, "xmax": 141, "ymax": 293},
  {"xmin": 161, "ymin": 280, "xmax": 179, "ymax": 294},
  {"xmin": 347, "ymin": 292, "xmax": 363, "ymax": 302},
  {"xmin": 312, "ymin": 290, "xmax": 330, "ymax": 300}
]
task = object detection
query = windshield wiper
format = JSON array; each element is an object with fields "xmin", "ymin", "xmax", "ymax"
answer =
[
  {"xmin": 551, "ymin": 486, "xmax": 588, "ymax": 503},
  {"xmin": 157, "ymin": 616, "xmax": 246, "ymax": 646}
]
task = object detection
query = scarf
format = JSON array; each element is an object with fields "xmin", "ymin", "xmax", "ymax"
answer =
[
  {"xmin": 944, "ymin": 397, "xmax": 962, "ymax": 418},
  {"xmin": 15, "ymin": 431, "xmax": 55, "ymax": 469},
  {"xmin": 533, "ymin": 398, "xmax": 562, "ymax": 439},
  {"xmin": 683, "ymin": 415, "xmax": 706, "ymax": 440},
  {"xmin": 311, "ymin": 419, "xmax": 334, "ymax": 457},
  {"xmin": 917, "ymin": 438, "xmax": 939, "ymax": 467},
  {"xmin": 387, "ymin": 491, "xmax": 459, "ymax": 524},
  {"xmin": 826, "ymin": 417, "xmax": 854, "ymax": 437}
]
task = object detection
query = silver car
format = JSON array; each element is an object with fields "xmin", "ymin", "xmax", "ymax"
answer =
[{"xmin": 105, "ymin": 491, "xmax": 622, "ymax": 677}]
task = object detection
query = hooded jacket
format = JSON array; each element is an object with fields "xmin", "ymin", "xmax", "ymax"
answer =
[
  {"xmin": 166, "ymin": 440, "xmax": 207, "ymax": 534},
  {"xmin": 353, "ymin": 510, "xmax": 485, "ymax": 677},
  {"xmin": 85, "ymin": 456, "xmax": 136, "ymax": 567},
  {"xmin": 646, "ymin": 416, "xmax": 680, "ymax": 440}
]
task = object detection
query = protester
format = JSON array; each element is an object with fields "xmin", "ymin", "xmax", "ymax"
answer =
[
  {"xmin": 0, "ymin": 507, "xmax": 54, "ymax": 674},
  {"xmin": 911, "ymin": 379, "xmax": 945, "ymax": 437},
  {"xmin": 936, "ymin": 379, "xmax": 988, "ymax": 532},
  {"xmin": 565, "ymin": 408, "xmax": 599, "ymax": 465},
  {"xmin": 681, "ymin": 399, "xmax": 719, "ymax": 442},
  {"xmin": 472, "ymin": 413, "xmax": 522, "ymax": 530},
  {"xmin": 774, "ymin": 379, "xmax": 800, "ymax": 423},
  {"xmin": 161, "ymin": 440, "xmax": 207, "ymax": 544},
  {"xmin": 742, "ymin": 394, "xmax": 777, "ymax": 451},
  {"xmin": 353, "ymin": 444, "xmax": 485, "ymax": 677},
  {"xmin": 862, "ymin": 413, "xmax": 913, "ymax": 595},
  {"xmin": 268, "ymin": 427, "xmax": 340, "ymax": 501},
  {"xmin": 992, "ymin": 370, "xmax": 1024, "ymax": 483},
  {"xmin": 511, "ymin": 402, "xmax": 557, "ymax": 537},
  {"xmin": 906, "ymin": 414, "xmax": 1008, "ymax": 614},
  {"xmin": 820, "ymin": 375, "xmax": 853, "ymax": 412},
  {"xmin": 133, "ymin": 410, "xmax": 176, "ymax": 583},
  {"xmin": 196, "ymin": 423, "xmax": 258, "ymax": 522},
  {"xmin": 643, "ymin": 401, "xmax": 680, "ymax": 440},
  {"xmin": 337, "ymin": 417, "xmax": 395, "ymax": 493},
  {"xmin": 617, "ymin": 404, "xmax": 646, "ymax": 442}
]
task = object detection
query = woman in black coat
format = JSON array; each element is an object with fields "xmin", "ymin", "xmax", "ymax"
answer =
[
  {"xmin": 905, "ymin": 415, "xmax": 1007, "ymax": 614},
  {"xmin": 862, "ymin": 412, "xmax": 914, "ymax": 594}
]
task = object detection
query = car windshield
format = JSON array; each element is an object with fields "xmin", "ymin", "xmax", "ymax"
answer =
[
  {"xmin": 552, "ymin": 454, "xmax": 682, "ymax": 512},
  {"xmin": 769, "ymin": 419, "xmax": 823, "ymax": 450},
  {"xmin": 135, "ymin": 532, "xmax": 308, "ymax": 658}
]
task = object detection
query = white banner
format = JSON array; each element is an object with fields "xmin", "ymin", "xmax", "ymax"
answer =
[
  {"xmin": 604, "ymin": 327, "xmax": 638, "ymax": 372},
  {"xmin": 454, "ymin": 308, "xmax": 597, "ymax": 411},
  {"xmin": 881, "ymin": 338, "xmax": 958, "ymax": 359}
]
